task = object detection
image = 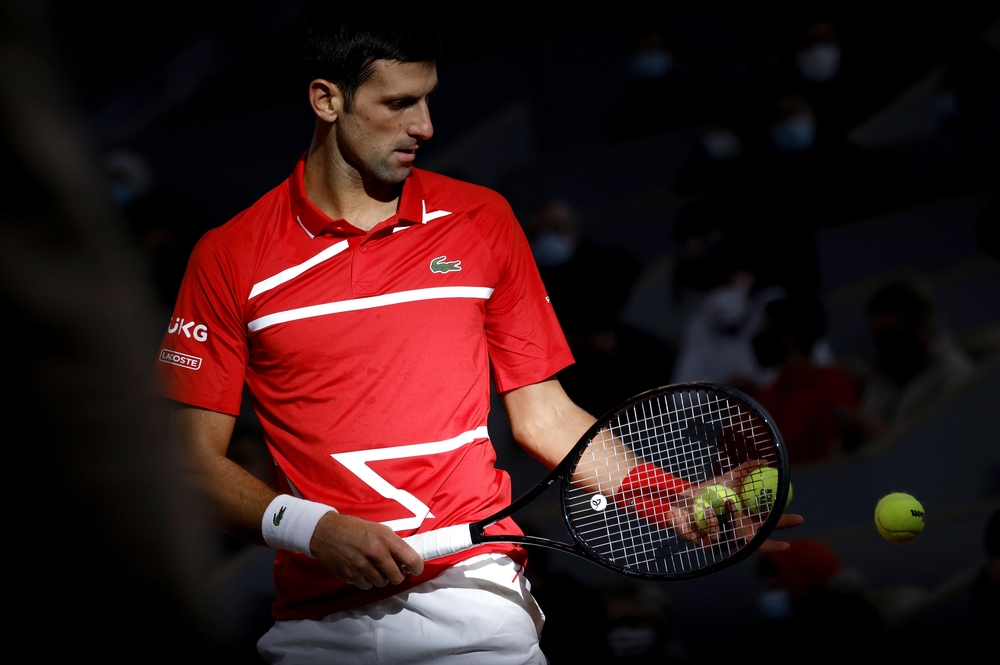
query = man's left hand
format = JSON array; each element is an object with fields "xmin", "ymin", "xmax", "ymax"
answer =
[{"xmin": 757, "ymin": 513, "xmax": 805, "ymax": 554}]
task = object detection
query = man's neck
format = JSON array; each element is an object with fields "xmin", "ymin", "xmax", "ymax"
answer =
[{"xmin": 303, "ymin": 143, "xmax": 402, "ymax": 233}]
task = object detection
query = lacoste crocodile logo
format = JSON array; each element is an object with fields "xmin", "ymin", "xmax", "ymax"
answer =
[
  {"xmin": 430, "ymin": 255, "xmax": 462, "ymax": 273},
  {"xmin": 272, "ymin": 506, "xmax": 286, "ymax": 527}
]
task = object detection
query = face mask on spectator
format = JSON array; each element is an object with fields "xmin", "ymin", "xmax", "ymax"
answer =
[
  {"xmin": 530, "ymin": 231, "xmax": 576, "ymax": 268},
  {"xmin": 628, "ymin": 48, "xmax": 673, "ymax": 82},
  {"xmin": 110, "ymin": 182, "xmax": 137, "ymax": 208},
  {"xmin": 606, "ymin": 625, "xmax": 657, "ymax": 657},
  {"xmin": 703, "ymin": 281, "xmax": 751, "ymax": 333},
  {"xmin": 758, "ymin": 588, "xmax": 794, "ymax": 621},
  {"xmin": 795, "ymin": 43, "xmax": 842, "ymax": 82},
  {"xmin": 770, "ymin": 114, "xmax": 817, "ymax": 153}
]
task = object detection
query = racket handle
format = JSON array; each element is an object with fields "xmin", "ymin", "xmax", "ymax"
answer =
[{"xmin": 403, "ymin": 524, "xmax": 474, "ymax": 561}]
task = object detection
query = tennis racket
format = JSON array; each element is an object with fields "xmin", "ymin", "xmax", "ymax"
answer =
[{"xmin": 403, "ymin": 382, "xmax": 789, "ymax": 580}]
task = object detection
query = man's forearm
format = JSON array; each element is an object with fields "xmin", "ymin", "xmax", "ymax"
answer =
[
  {"xmin": 502, "ymin": 379, "xmax": 596, "ymax": 469},
  {"xmin": 170, "ymin": 404, "xmax": 275, "ymax": 545}
]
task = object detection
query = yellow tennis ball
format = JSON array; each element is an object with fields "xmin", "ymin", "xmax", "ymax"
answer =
[
  {"xmin": 693, "ymin": 496, "xmax": 713, "ymax": 531},
  {"xmin": 693, "ymin": 484, "xmax": 739, "ymax": 529},
  {"xmin": 875, "ymin": 493, "xmax": 925, "ymax": 544},
  {"xmin": 740, "ymin": 467, "xmax": 778, "ymax": 513},
  {"xmin": 786, "ymin": 482, "xmax": 793, "ymax": 508}
]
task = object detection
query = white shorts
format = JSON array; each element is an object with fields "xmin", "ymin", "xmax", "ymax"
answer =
[{"xmin": 258, "ymin": 553, "xmax": 547, "ymax": 664}]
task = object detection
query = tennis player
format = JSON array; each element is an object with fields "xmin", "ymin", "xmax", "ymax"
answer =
[{"xmin": 157, "ymin": 3, "xmax": 801, "ymax": 663}]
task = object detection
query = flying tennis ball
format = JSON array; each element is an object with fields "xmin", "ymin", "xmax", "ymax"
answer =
[
  {"xmin": 693, "ymin": 484, "xmax": 739, "ymax": 530},
  {"xmin": 740, "ymin": 467, "xmax": 778, "ymax": 513},
  {"xmin": 874, "ymin": 493, "xmax": 925, "ymax": 544}
]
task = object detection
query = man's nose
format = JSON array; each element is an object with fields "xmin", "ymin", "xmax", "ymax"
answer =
[{"xmin": 410, "ymin": 101, "xmax": 433, "ymax": 141}]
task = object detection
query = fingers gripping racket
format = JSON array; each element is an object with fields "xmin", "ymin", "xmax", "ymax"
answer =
[{"xmin": 403, "ymin": 383, "xmax": 789, "ymax": 580}]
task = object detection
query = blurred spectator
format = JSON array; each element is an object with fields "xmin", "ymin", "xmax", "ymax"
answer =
[
  {"xmin": 794, "ymin": 21, "xmax": 842, "ymax": 86},
  {"xmin": 605, "ymin": 31, "xmax": 697, "ymax": 142},
  {"xmin": 755, "ymin": 538, "xmax": 881, "ymax": 657},
  {"xmin": 104, "ymin": 147, "xmax": 153, "ymax": 209},
  {"xmin": 730, "ymin": 92, "xmax": 905, "ymax": 234},
  {"xmin": 861, "ymin": 279, "xmax": 976, "ymax": 431},
  {"xmin": 668, "ymin": 224, "xmax": 782, "ymax": 388},
  {"xmin": 751, "ymin": 296, "xmax": 860, "ymax": 465},
  {"xmin": 673, "ymin": 112, "xmax": 752, "ymax": 198},
  {"xmin": 768, "ymin": 93, "xmax": 818, "ymax": 155},
  {"xmin": 919, "ymin": 38, "xmax": 1000, "ymax": 198},
  {"xmin": 670, "ymin": 269, "xmax": 769, "ymax": 386},
  {"xmin": 604, "ymin": 583, "xmax": 690, "ymax": 664},
  {"xmin": 526, "ymin": 200, "xmax": 664, "ymax": 412},
  {"xmin": 789, "ymin": 19, "xmax": 859, "ymax": 137}
]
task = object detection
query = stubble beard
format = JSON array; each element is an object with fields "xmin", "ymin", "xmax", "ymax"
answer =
[{"xmin": 365, "ymin": 155, "xmax": 411, "ymax": 186}]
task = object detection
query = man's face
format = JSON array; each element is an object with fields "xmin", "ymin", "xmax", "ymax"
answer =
[{"xmin": 336, "ymin": 59, "xmax": 437, "ymax": 184}]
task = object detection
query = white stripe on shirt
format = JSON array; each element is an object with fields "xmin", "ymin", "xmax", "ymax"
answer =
[
  {"xmin": 249, "ymin": 240, "xmax": 350, "ymax": 300},
  {"xmin": 247, "ymin": 286, "xmax": 495, "ymax": 333}
]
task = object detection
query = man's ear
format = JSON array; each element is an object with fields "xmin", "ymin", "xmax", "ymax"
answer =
[{"xmin": 308, "ymin": 79, "xmax": 342, "ymax": 123}]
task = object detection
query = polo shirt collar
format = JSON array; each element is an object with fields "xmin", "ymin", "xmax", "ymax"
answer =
[{"xmin": 288, "ymin": 155, "xmax": 426, "ymax": 239}]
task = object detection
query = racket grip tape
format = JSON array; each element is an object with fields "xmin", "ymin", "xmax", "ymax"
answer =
[{"xmin": 403, "ymin": 524, "xmax": 475, "ymax": 561}]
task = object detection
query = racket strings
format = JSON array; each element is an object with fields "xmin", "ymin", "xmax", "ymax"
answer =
[{"xmin": 565, "ymin": 389, "xmax": 779, "ymax": 575}]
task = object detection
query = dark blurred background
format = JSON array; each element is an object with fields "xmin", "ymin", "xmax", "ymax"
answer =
[{"xmin": 8, "ymin": 0, "xmax": 1000, "ymax": 661}]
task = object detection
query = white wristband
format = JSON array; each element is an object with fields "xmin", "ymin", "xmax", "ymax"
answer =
[{"xmin": 260, "ymin": 494, "xmax": 334, "ymax": 556}]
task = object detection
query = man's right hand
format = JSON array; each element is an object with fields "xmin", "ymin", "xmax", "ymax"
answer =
[{"xmin": 309, "ymin": 512, "xmax": 425, "ymax": 590}]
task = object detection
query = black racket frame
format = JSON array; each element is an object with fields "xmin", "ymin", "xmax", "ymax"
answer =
[{"xmin": 468, "ymin": 382, "xmax": 790, "ymax": 580}]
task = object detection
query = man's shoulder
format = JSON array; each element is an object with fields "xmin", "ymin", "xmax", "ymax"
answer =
[
  {"xmin": 194, "ymin": 179, "xmax": 291, "ymax": 256},
  {"xmin": 183, "ymin": 178, "xmax": 295, "ymax": 288},
  {"xmin": 412, "ymin": 169, "xmax": 512, "ymax": 217}
]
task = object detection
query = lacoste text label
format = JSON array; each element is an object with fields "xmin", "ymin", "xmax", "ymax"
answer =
[{"xmin": 159, "ymin": 348, "xmax": 202, "ymax": 370}]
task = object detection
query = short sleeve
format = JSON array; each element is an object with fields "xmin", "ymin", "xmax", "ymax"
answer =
[
  {"xmin": 154, "ymin": 229, "xmax": 249, "ymax": 416},
  {"xmin": 482, "ymin": 201, "xmax": 574, "ymax": 393}
]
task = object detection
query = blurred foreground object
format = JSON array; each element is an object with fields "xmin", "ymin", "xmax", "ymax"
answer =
[{"xmin": 0, "ymin": 3, "xmax": 231, "ymax": 661}]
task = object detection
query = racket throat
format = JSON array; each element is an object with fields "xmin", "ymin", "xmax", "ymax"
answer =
[{"xmin": 478, "ymin": 533, "xmax": 580, "ymax": 557}]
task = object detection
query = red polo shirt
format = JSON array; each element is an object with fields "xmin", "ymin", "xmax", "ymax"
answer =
[{"xmin": 156, "ymin": 157, "xmax": 574, "ymax": 619}]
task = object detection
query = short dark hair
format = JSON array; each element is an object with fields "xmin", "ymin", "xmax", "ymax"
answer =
[{"xmin": 293, "ymin": 1, "xmax": 442, "ymax": 110}]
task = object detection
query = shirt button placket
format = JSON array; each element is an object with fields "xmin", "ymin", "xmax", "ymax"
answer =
[{"xmin": 353, "ymin": 240, "xmax": 378, "ymax": 297}]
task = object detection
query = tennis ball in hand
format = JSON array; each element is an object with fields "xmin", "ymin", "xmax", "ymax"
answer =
[
  {"xmin": 875, "ymin": 493, "xmax": 925, "ymax": 544},
  {"xmin": 786, "ymin": 482, "xmax": 793, "ymax": 508},
  {"xmin": 693, "ymin": 484, "xmax": 739, "ymax": 530},
  {"xmin": 740, "ymin": 467, "xmax": 778, "ymax": 513}
]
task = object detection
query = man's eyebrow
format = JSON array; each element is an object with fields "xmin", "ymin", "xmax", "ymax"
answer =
[{"xmin": 383, "ymin": 82, "xmax": 439, "ymax": 103}]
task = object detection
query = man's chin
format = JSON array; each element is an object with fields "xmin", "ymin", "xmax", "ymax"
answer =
[{"xmin": 374, "ymin": 165, "xmax": 413, "ymax": 185}]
